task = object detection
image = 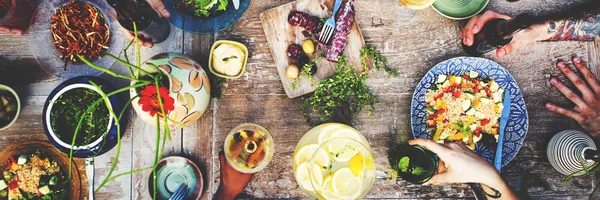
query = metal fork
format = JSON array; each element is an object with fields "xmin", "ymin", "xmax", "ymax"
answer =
[
  {"xmin": 168, "ymin": 184, "xmax": 189, "ymax": 200},
  {"xmin": 318, "ymin": 0, "xmax": 343, "ymax": 44}
]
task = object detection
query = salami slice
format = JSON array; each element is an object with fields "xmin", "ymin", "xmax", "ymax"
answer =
[{"xmin": 326, "ymin": 0, "xmax": 355, "ymax": 62}]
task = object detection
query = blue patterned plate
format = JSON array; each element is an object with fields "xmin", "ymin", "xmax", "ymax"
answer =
[
  {"xmin": 411, "ymin": 57, "xmax": 528, "ymax": 167},
  {"xmin": 163, "ymin": 0, "xmax": 251, "ymax": 34}
]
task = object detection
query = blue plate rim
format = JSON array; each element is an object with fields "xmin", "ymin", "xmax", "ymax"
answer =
[
  {"xmin": 163, "ymin": 0, "xmax": 251, "ymax": 34},
  {"xmin": 410, "ymin": 57, "xmax": 529, "ymax": 167}
]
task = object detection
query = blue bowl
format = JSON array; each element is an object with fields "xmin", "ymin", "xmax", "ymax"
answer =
[
  {"xmin": 163, "ymin": 0, "xmax": 251, "ymax": 34},
  {"xmin": 42, "ymin": 76, "xmax": 125, "ymax": 158}
]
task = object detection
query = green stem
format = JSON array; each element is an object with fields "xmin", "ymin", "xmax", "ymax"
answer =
[
  {"xmin": 94, "ymin": 96, "xmax": 135, "ymax": 193},
  {"xmin": 134, "ymin": 23, "xmax": 141, "ymax": 77},
  {"xmin": 77, "ymin": 54, "xmax": 142, "ymax": 82},
  {"xmin": 153, "ymin": 115, "xmax": 160, "ymax": 200},
  {"xmin": 98, "ymin": 167, "xmax": 153, "ymax": 186},
  {"xmin": 68, "ymin": 101, "xmax": 101, "ymax": 179},
  {"xmin": 154, "ymin": 77, "xmax": 171, "ymax": 141},
  {"xmin": 103, "ymin": 54, "xmax": 155, "ymax": 79},
  {"xmin": 123, "ymin": 39, "xmax": 135, "ymax": 77}
]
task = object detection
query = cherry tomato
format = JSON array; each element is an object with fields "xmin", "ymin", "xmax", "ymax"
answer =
[
  {"xmin": 452, "ymin": 89, "xmax": 461, "ymax": 98},
  {"xmin": 481, "ymin": 119, "xmax": 491, "ymax": 126},
  {"xmin": 475, "ymin": 128, "xmax": 482, "ymax": 137},
  {"xmin": 485, "ymin": 88, "xmax": 492, "ymax": 97}
]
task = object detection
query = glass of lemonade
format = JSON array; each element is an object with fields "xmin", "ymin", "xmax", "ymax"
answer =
[
  {"xmin": 293, "ymin": 123, "xmax": 388, "ymax": 199},
  {"xmin": 224, "ymin": 123, "xmax": 274, "ymax": 173},
  {"xmin": 398, "ymin": 0, "xmax": 437, "ymax": 10},
  {"xmin": 394, "ymin": 145, "xmax": 438, "ymax": 184}
]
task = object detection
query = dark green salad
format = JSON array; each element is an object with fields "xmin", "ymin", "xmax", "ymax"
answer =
[
  {"xmin": 50, "ymin": 88, "xmax": 109, "ymax": 147},
  {"xmin": 175, "ymin": 0, "xmax": 229, "ymax": 18},
  {"xmin": 0, "ymin": 153, "xmax": 67, "ymax": 200}
]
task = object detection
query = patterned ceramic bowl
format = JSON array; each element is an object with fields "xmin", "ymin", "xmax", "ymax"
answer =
[
  {"xmin": 130, "ymin": 53, "xmax": 211, "ymax": 127},
  {"xmin": 547, "ymin": 130, "xmax": 596, "ymax": 176}
]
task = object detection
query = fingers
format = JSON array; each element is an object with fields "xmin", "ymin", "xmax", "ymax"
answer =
[
  {"xmin": 462, "ymin": 15, "xmax": 480, "ymax": 46},
  {"xmin": 0, "ymin": 26, "xmax": 23, "ymax": 36},
  {"xmin": 546, "ymin": 102, "xmax": 585, "ymax": 122},
  {"xmin": 463, "ymin": 11, "xmax": 511, "ymax": 46},
  {"xmin": 148, "ymin": 0, "xmax": 170, "ymax": 18},
  {"xmin": 572, "ymin": 57, "xmax": 600, "ymax": 96},
  {"xmin": 427, "ymin": 172, "xmax": 453, "ymax": 185},
  {"xmin": 120, "ymin": 27, "xmax": 154, "ymax": 48},
  {"xmin": 408, "ymin": 139, "xmax": 450, "ymax": 157},
  {"xmin": 437, "ymin": 160, "xmax": 447, "ymax": 174},
  {"xmin": 474, "ymin": 11, "xmax": 511, "ymax": 33},
  {"xmin": 550, "ymin": 77, "xmax": 592, "ymax": 111},
  {"xmin": 556, "ymin": 60, "xmax": 596, "ymax": 102}
]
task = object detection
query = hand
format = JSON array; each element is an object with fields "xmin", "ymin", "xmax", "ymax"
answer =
[
  {"xmin": 117, "ymin": 0, "xmax": 170, "ymax": 48},
  {"xmin": 408, "ymin": 139, "xmax": 500, "ymax": 186},
  {"xmin": 546, "ymin": 57, "xmax": 600, "ymax": 138},
  {"xmin": 214, "ymin": 151, "xmax": 253, "ymax": 200},
  {"xmin": 461, "ymin": 10, "xmax": 548, "ymax": 58},
  {"xmin": 0, "ymin": 26, "xmax": 23, "ymax": 36}
]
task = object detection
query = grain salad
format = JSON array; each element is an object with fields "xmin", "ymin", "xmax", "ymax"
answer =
[
  {"xmin": 425, "ymin": 71, "xmax": 505, "ymax": 149},
  {"xmin": 0, "ymin": 153, "xmax": 67, "ymax": 200}
]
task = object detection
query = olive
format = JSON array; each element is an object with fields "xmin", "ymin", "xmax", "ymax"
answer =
[
  {"xmin": 5, "ymin": 102, "xmax": 16, "ymax": 113},
  {"xmin": 0, "ymin": 110, "xmax": 5, "ymax": 119}
]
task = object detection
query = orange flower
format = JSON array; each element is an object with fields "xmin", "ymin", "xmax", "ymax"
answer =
[{"xmin": 139, "ymin": 85, "xmax": 175, "ymax": 118}]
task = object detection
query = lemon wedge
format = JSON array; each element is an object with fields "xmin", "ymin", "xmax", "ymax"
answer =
[
  {"xmin": 295, "ymin": 144, "xmax": 330, "ymax": 167},
  {"xmin": 295, "ymin": 163, "xmax": 323, "ymax": 192},
  {"xmin": 348, "ymin": 153, "xmax": 365, "ymax": 176},
  {"xmin": 318, "ymin": 124, "xmax": 345, "ymax": 144},
  {"xmin": 331, "ymin": 167, "xmax": 361, "ymax": 198}
]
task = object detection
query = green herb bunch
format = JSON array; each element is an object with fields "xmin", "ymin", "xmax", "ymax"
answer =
[
  {"xmin": 360, "ymin": 44, "xmax": 399, "ymax": 77},
  {"xmin": 300, "ymin": 44, "xmax": 397, "ymax": 124},
  {"xmin": 563, "ymin": 159, "xmax": 600, "ymax": 198},
  {"xmin": 301, "ymin": 57, "xmax": 378, "ymax": 124}
]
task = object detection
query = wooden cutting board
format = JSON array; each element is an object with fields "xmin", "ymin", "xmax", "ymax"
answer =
[{"xmin": 260, "ymin": 0, "xmax": 367, "ymax": 98}]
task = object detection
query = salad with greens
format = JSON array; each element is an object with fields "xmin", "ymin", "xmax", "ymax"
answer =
[{"xmin": 176, "ymin": 0, "xmax": 229, "ymax": 18}]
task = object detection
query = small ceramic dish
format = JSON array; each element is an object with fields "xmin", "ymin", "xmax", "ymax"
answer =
[
  {"xmin": 208, "ymin": 40, "xmax": 249, "ymax": 79},
  {"xmin": 0, "ymin": 84, "xmax": 21, "ymax": 131},
  {"xmin": 431, "ymin": 0, "xmax": 489, "ymax": 20},
  {"xmin": 148, "ymin": 156, "xmax": 204, "ymax": 200}
]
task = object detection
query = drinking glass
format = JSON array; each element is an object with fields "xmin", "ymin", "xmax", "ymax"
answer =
[
  {"xmin": 393, "ymin": 145, "xmax": 438, "ymax": 184},
  {"xmin": 224, "ymin": 123, "xmax": 274, "ymax": 174},
  {"xmin": 398, "ymin": 0, "xmax": 437, "ymax": 10}
]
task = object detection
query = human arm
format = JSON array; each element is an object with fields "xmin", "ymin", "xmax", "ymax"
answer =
[
  {"xmin": 545, "ymin": 56, "xmax": 600, "ymax": 140},
  {"xmin": 213, "ymin": 151, "xmax": 253, "ymax": 200},
  {"xmin": 408, "ymin": 139, "xmax": 519, "ymax": 200},
  {"xmin": 462, "ymin": 2, "xmax": 600, "ymax": 57},
  {"xmin": 118, "ymin": 0, "xmax": 170, "ymax": 48}
]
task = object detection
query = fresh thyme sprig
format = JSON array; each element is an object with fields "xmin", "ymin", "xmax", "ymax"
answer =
[
  {"xmin": 360, "ymin": 44, "xmax": 399, "ymax": 77},
  {"xmin": 291, "ymin": 57, "xmax": 322, "ymax": 89},
  {"xmin": 301, "ymin": 56, "xmax": 378, "ymax": 124}
]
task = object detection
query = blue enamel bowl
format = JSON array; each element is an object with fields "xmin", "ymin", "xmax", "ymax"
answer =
[
  {"xmin": 163, "ymin": 0, "xmax": 251, "ymax": 34},
  {"xmin": 411, "ymin": 57, "xmax": 529, "ymax": 167},
  {"xmin": 42, "ymin": 76, "xmax": 125, "ymax": 158}
]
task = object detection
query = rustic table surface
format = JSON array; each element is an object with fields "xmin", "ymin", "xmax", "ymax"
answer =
[{"xmin": 1, "ymin": 0, "xmax": 599, "ymax": 199}]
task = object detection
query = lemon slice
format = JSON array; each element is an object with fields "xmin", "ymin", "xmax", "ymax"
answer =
[
  {"xmin": 295, "ymin": 163, "xmax": 323, "ymax": 192},
  {"xmin": 295, "ymin": 144, "xmax": 330, "ymax": 167},
  {"xmin": 318, "ymin": 124, "xmax": 346, "ymax": 144},
  {"xmin": 331, "ymin": 167, "xmax": 361, "ymax": 198},
  {"xmin": 348, "ymin": 153, "xmax": 365, "ymax": 177}
]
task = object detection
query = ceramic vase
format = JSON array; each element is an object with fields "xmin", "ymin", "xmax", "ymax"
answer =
[
  {"xmin": 130, "ymin": 53, "xmax": 211, "ymax": 127},
  {"xmin": 547, "ymin": 130, "xmax": 598, "ymax": 176}
]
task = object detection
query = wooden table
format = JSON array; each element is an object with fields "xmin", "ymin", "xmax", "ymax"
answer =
[{"xmin": 1, "ymin": 0, "xmax": 599, "ymax": 199}]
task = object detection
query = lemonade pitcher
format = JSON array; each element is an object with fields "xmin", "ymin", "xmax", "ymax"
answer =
[{"xmin": 293, "ymin": 123, "xmax": 394, "ymax": 199}]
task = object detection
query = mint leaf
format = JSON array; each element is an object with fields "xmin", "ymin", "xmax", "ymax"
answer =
[{"xmin": 398, "ymin": 157, "xmax": 410, "ymax": 172}]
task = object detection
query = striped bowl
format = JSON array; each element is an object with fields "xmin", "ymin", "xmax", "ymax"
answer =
[{"xmin": 547, "ymin": 130, "xmax": 596, "ymax": 176}]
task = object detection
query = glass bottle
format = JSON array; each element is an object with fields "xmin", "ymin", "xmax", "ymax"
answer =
[
  {"xmin": 464, "ymin": 14, "xmax": 534, "ymax": 56},
  {"xmin": 107, "ymin": 0, "xmax": 170, "ymax": 44}
]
